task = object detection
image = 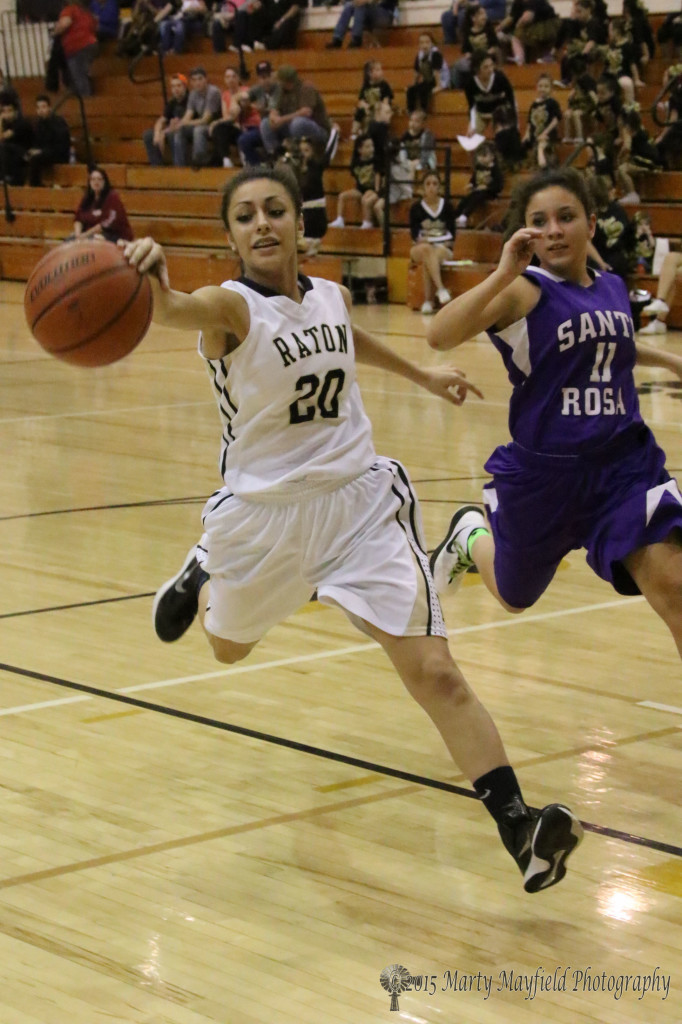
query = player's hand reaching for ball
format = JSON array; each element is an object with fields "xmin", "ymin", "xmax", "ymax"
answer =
[
  {"xmin": 120, "ymin": 237, "xmax": 170, "ymax": 292},
  {"xmin": 420, "ymin": 366, "xmax": 484, "ymax": 406},
  {"xmin": 498, "ymin": 227, "xmax": 543, "ymax": 279}
]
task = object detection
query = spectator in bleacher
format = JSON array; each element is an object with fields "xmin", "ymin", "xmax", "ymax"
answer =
[
  {"xmin": 553, "ymin": 0, "xmax": 604, "ymax": 88},
  {"xmin": 464, "ymin": 52, "xmax": 517, "ymax": 135},
  {"xmin": 237, "ymin": 60, "xmax": 275, "ymax": 164},
  {"xmin": 562, "ymin": 68, "xmax": 597, "ymax": 142},
  {"xmin": 599, "ymin": 16, "xmax": 644, "ymax": 106},
  {"xmin": 395, "ymin": 108, "xmax": 437, "ymax": 173},
  {"xmin": 639, "ymin": 251, "xmax": 682, "ymax": 334},
  {"xmin": 209, "ymin": 67, "xmax": 250, "ymax": 166},
  {"xmin": 25, "ymin": 94, "xmax": 71, "ymax": 186},
  {"xmin": 325, "ymin": 0, "xmax": 397, "ymax": 51},
  {"xmin": 51, "ymin": 0, "xmax": 99, "ymax": 97},
  {"xmin": 263, "ymin": 0, "xmax": 302, "ymax": 50},
  {"xmin": 288, "ymin": 135, "xmax": 329, "ymax": 255},
  {"xmin": 623, "ymin": 0, "xmax": 655, "ymax": 70},
  {"xmin": 441, "ymin": 0, "xmax": 505, "ymax": 46},
  {"xmin": 655, "ymin": 66, "xmax": 682, "ymax": 168},
  {"xmin": 409, "ymin": 170, "xmax": 455, "ymax": 314},
  {"xmin": 406, "ymin": 32, "xmax": 445, "ymax": 114},
  {"xmin": 228, "ymin": 0, "xmax": 268, "ymax": 53},
  {"xmin": 587, "ymin": 173, "xmax": 634, "ymax": 280},
  {"xmin": 90, "ymin": 0, "xmax": 120, "ymax": 41},
  {"xmin": 117, "ymin": 0, "xmax": 165, "ymax": 59},
  {"xmin": 351, "ymin": 60, "xmax": 393, "ymax": 140},
  {"xmin": 0, "ymin": 70, "xmax": 22, "ymax": 114},
  {"xmin": 614, "ymin": 106, "xmax": 662, "ymax": 203},
  {"xmin": 522, "ymin": 72, "xmax": 562, "ymax": 169},
  {"xmin": 454, "ymin": 139, "xmax": 503, "ymax": 227},
  {"xmin": 450, "ymin": 4, "xmax": 502, "ymax": 89},
  {"xmin": 260, "ymin": 66, "xmax": 331, "ymax": 157},
  {"xmin": 496, "ymin": 0, "xmax": 560, "ymax": 66},
  {"xmin": 351, "ymin": 59, "xmax": 394, "ymax": 168},
  {"xmin": 0, "ymin": 95, "xmax": 34, "ymax": 185},
  {"xmin": 143, "ymin": 72, "xmax": 189, "ymax": 166},
  {"xmin": 329, "ymin": 134, "xmax": 382, "ymax": 228},
  {"xmin": 589, "ymin": 72, "xmax": 622, "ymax": 179},
  {"xmin": 73, "ymin": 165, "xmax": 133, "ymax": 242},
  {"xmin": 210, "ymin": 0, "xmax": 243, "ymax": 52},
  {"xmin": 173, "ymin": 66, "xmax": 222, "ymax": 167},
  {"xmin": 159, "ymin": 0, "xmax": 208, "ymax": 55},
  {"xmin": 247, "ymin": 59, "xmax": 277, "ymax": 114},
  {"xmin": 492, "ymin": 102, "xmax": 523, "ymax": 170},
  {"xmin": 657, "ymin": 8, "xmax": 682, "ymax": 60}
]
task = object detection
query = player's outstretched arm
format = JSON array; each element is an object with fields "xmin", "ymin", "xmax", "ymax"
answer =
[
  {"xmin": 351, "ymin": 320, "xmax": 483, "ymax": 405},
  {"xmin": 636, "ymin": 341, "xmax": 682, "ymax": 380},
  {"xmin": 121, "ymin": 237, "xmax": 249, "ymax": 346},
  {"xmin": 426, "ymin": 228, "xmax": 542, "ymax": 351},
  {"xmin": 339, "ymin": 284, "xmax": 482, "ymax": 404}
]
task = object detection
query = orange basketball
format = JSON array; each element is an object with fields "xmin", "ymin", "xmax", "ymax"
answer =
[{"xmin": 24, "ymin": 240, "xmax": 153, "ymax": 367}]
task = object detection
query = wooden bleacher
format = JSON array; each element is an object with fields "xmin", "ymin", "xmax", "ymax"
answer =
[{"xmin": 1, "ymin": 10, "xmax": 682, "ymax": 322}]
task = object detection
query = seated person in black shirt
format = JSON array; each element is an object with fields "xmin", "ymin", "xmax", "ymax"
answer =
[
  {"xmin": 0, "ymin": 94, "xmax": 33, "ymax": 185},
  {"xmin": 464, "ymin": 51, "xmax": 516, "ymax": 135},
  {"xmin": 25, "ymin": 94, "xmax": 71, "ymax": 187},
  {"xmin": 143, "ymin": 72, "xmax": 189, "ymax": 166}
]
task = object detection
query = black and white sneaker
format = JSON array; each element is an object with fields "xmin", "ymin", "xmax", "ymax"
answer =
[
  {"xmin": 429, "ymin": 505, "xmax": 487, "ymax": 595},
  {"xmin": 152, "ymin": 545, "xmax": 206, "ymax": 643},
  {"xmin": 499, "ymin": 802, "xmax": 584, "ymax": 893}
]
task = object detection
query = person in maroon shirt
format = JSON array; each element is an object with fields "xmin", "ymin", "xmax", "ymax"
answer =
[
  {"xmin": 52, "ymin": 0, "xmax": 98, "ymax": 96},
  {"xmin": 73, "ymin": 165, "xmax": 134, "ymax": 242}
]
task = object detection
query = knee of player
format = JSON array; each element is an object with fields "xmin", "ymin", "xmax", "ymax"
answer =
[
  {"xmin": 208, "ymin": 634, "xmax": 253, "ymax": 664},
  {"xmin": 416, "ymin": 659, "xmax": 471, "ymax": 706}
]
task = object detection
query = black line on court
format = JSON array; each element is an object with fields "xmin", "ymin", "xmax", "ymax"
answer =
[
  {"xmin": 0, "ymin": 658, "xmax": 680, "ymax": 860},
  {"xmin": 0, "ymin": 593, "xmax": 154, "ymax": 621},
  {"xmin": 0, "ymin": 496, "xmax": 206, "ymax": 522},
  {"xmin": 0, "ymin": 481, "xmax": 490, "ymax": 524}
]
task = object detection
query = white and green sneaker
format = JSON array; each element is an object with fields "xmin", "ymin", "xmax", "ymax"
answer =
[{"xmin": 429, "ymin": 505, "xmax": 488, "ymax": 595}]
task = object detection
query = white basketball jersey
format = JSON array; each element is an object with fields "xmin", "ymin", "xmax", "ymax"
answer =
[{"xmin": 200, "ymin": 275, "xmax": 376, "ymax": 500}]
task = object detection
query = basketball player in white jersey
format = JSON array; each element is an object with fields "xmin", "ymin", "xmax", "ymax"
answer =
[{"xmin": 123, "ymin": 166, "xmax": 583, "ymax": 892}]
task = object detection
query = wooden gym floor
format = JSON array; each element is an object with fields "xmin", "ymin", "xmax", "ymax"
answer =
[{"xmin": 0, "ymin": 280, "xmax": 680, "ymax": 1023}]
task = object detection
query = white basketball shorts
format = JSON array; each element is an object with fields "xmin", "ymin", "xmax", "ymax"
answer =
[{"xmin": 197, "ymin": 456, "xmax": 447, "ymax": 644}]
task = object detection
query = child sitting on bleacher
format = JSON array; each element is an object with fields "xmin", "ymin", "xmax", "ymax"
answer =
[
  {"xmin": 614, "ymin": 106, "xmax": 662, "ymax": 205},
  {"xmin": 599, "ymin": 16, "xmax": 644, "ymax": 107},
  {"xmin": 297, "ymin": 137, "xmax": 330, "ymax": 257},
  {"xmin": 454, "ymin": 140, "xmax": 503, "ymax": 228},
  {"xmin": 492, "ymin": 103, "xmax": 524, "ymax": 171},
  {"xmin": 522, "ymin": 72, "xmax": 562, "ymax": 169},
  {"xmin": 329, "ymin": 134, "xmax": 384, "ymax": 230},
  {"xmin": 563, "ymin": 68, "xmax": 597, "ymax": 142},
  {"xmin": 406, "ymin": 32, "xmax": 446, "ymax": 113},
  {"xmin": 350, "ymin": 60, "xmax": 394, "ymax": 167}
]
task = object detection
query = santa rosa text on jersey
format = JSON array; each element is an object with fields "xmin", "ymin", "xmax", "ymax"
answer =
[{"xmin": 556, "ymin": 308, "xmax": 632, "ymax": 418}]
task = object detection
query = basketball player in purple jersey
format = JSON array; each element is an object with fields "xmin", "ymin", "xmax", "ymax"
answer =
[
  {"xmin": 124, "ymin": 166, "xmax": 583, "ymax": 893},
  {"xmin": 427, "ymin": 169, "xmax": 682, "ymax": 662}
]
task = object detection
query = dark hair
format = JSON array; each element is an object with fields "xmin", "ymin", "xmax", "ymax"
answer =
[
  {"xmin": 0, "ymin": 92, "xmax": 18, "ymax": 109},
  {"xmin": 588, "ymin": 174, "xmax": 611, "ymax": 211},
  {"xmin": 504, "ymin": 168, "xmax": 594, "ymax": 237},
  {"xmin": 472, "ymin": 49, "xmax": 496, "ymax": 73},
  {"xmin": 35, "ymin": 93, "xmax": 51, "ymax": 105},
  {"xmin": 81, "ymin": 165, "xmax": 113, "ymax": 209},
  {"xmin": 220, "ymin": 166, "xmax": 302, "ymax": 231}
]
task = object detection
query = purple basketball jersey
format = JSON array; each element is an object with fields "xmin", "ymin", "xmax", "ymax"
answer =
[{"xmin": 487, "ymin": 267, "xmax": 643, "ymax": 454}]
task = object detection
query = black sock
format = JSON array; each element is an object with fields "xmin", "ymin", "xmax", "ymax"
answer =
[{"xmin": 473, "ymin": 766, "xmax": 528, "ymax": 823}]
